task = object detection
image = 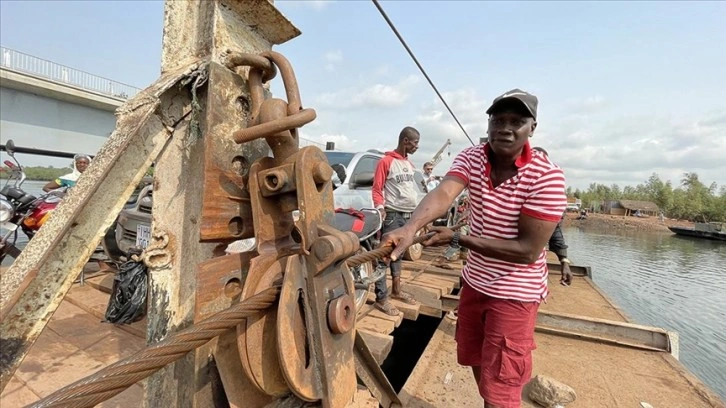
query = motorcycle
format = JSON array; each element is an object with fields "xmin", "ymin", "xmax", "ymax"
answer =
[
  {"xmin": 329, "ymin": 163, "xmax": 388, "ymax": 311},
  {"xmin": 1, "ymin": 140, "xmax": 66, "ymax": 263},
  {"xmin": 332, "ymin": 207, "xmax": 387, "ymax": 311}
]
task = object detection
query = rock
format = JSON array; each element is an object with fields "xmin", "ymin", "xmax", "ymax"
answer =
[{"xmin": 527, "ymin": 374, "xmax": 577, "ymax": 408}]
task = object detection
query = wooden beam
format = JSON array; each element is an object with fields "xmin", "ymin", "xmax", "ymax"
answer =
[
  {"xmin": 536, "ymin": 310, "xmax": 678, "ymax": 358},
  {"xmin": 358, "ymin": 330, "xmax": 394, "ymax": 364},
  {"xmin": 441, "ymin": 294, "xmax": 459, "ymax": 313}
]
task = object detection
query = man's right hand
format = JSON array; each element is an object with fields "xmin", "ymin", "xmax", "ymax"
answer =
[
  {"xmin": 378, "ymin": 208, "xmax": 386, "ymax": 221},
  {"xmin": 560, "ymin": 263, "xmax": 573, "ymax": 286},
  {"xmin": 381, "ymin": 225, "xmax": 417, "ymax": 261}
]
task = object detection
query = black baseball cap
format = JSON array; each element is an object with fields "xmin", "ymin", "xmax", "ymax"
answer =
[{"xmin": 485, "ymin": 88, "xmax": 538, "ymax": 120}]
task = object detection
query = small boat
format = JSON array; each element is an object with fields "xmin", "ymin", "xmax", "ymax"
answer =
[{"xmin": 669, "ymin": 222, "xmax": 726, "ymax": 241}]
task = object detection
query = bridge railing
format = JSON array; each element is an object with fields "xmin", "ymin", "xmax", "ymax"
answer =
[{"xmin": 1, "ymin": 46, "xmax": 141, "ymax": 100}]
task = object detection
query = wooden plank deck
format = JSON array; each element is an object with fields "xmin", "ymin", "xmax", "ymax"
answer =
[
  {"xmin": 0, "ymin": 264, "xmax": 146, "ymax": 408},
  {"xmin": 1, "ymin": 248, "xmax": 463, "ymax": 408},
  {"xmin": 354, "ymin": 248, "xmax": 465, "ymax": 364}
]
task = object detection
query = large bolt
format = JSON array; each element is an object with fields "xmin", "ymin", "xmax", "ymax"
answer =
[
  {"xmin": 312, "ymin": 237, "xmax": 336, "ymax": 263},
  {"xmin": 312, "ymin": 162, "xmax": 332, "ymax": 184},
  {"xmin": 327, "ymin": 295, "xmax": 355, "ymax": 334}
]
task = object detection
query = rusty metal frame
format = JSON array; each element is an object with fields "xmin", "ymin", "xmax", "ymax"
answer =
[
  {"xmin": 353, "ymin": 331, "xmax": 402, "ymax": 408},
  {"xmin": 0, "ymin": 61, "xmax": 206, "ymax": 392}
]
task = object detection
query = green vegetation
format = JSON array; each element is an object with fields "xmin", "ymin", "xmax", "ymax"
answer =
[
  {"xmin": 0, "ymin": 166, "xmax": 72, "ymax": 182},
  {"xmin": 570, "ymin": 172, "xmax": 726, "ymax": 222}
]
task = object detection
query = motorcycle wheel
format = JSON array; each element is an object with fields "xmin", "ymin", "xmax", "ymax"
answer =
[
  {"xmin": 403, "ymin": 229, "xmax": 423, "ymax": 261},
  {"xmin": 352, "ymin": 247, "xmax": 374, "ymax": 312}
]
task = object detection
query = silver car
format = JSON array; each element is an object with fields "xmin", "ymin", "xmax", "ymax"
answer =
[{"xmin": 102, "ymin": 183, "xmax": 153, "ymax": 262}]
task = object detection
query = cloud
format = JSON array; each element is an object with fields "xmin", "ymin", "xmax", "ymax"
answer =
[
  {"xmin": 306, "ymin": 0, "xmax": 333, "ymax": 10},
  {"xmin": 408, "ymin": 88, "xmax": 489, "ymax": 170},
  {"xmin": 565, "ymin": 95, "xmax": 608, "ymax": 115},
  {"xmin": 405, "ymin": 87, "xmax": 726, "ymax": 191},
  {"xmin": 323, "ymin": 50, "xmax": 342, "ymax": 72},
  {"xmin": 539, "ymin": 110, "xmax": 726, "ymax": 189},
  {"xmin": 315, "ymin": 75, "xmax": 421, "ymax": 109}
]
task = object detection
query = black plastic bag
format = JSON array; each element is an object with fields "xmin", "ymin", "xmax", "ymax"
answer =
[{"xmin": 104, "ymin": 258, "xmax": 148, "ymax": 324}]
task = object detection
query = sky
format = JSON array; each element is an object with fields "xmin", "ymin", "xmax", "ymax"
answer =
[{"xmin": 1, "ymin": 0, "xmax": 725, "ymax": 191}]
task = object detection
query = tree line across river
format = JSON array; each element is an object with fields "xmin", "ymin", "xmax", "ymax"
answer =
[{"xmin": 571, "ymin": 172, "xmax": 726, "ymax": 223}]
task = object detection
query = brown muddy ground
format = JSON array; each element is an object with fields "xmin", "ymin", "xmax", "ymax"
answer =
[{"xmin": 561, "ymin": 211, "xmax": 693, "ymax": 233}]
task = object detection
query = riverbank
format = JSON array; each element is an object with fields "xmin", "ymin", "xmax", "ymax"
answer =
[{"xmin": 561, "ymin": 211, "xmax": 693, "ymax": 233}]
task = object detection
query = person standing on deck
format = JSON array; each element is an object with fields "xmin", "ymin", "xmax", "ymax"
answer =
[
  {"xmin": 380, "ymin": 89, "xmax": 567, "ymax": 408},
  {"xmin": 531, "ymin": 147, "xmax": 573, "ymax": 286},
  {"xmin": 371, "ymin": 126, "xmax": 421, "ymax": 316}
]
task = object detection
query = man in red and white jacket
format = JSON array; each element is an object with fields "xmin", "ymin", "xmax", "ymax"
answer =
[
  {"xmin": 381, "ymin": 90, "xmax": 567, "ymax": 408},
  {"xmin": 371, "ymin": 126, "xmax": 421, "ymax": 316}
]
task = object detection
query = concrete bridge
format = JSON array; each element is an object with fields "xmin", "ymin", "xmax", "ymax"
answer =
[
  {"xmin": 0, "ymin": 46, "xmax": 141, "ymax": 166},
  {"xmin": 0, "ymin": 46, "xmax": 330, "ymax": 167}
]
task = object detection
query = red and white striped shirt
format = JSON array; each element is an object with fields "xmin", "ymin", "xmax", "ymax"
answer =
[{"xmin": 446, "ymin": 142, "xmax": 567, "ymax": 302}]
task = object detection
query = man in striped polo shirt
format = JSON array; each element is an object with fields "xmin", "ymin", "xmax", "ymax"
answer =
[{"xmin": 382, "ymin": 89, "xmax": 567, "ymax": 407}]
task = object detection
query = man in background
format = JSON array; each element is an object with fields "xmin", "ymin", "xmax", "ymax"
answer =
[
  {"xmin": 371, "ymin": 126, "xmax": 421, "ymax": 316},
  {"xmin": 532, "ymin": 146, "xmax": 573, "ymax": 286},
  {"xmin": 423, "ymin": 161, "xmax": 441, "ymax": 192}
]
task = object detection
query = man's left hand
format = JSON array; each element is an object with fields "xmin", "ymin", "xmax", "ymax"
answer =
[
  {"xmin": 422, "ymin": 226, "xmax": 454, "ymax": 247},
  {"xmin": 560, "ymin": 263, "xmax": 573, "ymax": 286}
]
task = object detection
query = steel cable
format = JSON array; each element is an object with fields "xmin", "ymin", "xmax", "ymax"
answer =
[
  {"xmin": 371, "ymin": 0, "xmax": 475, "ymax": 147},
  {"xmin": 345, "ymin": 223, "xmax": 466, "ymax": 267},
  {"xmin": 30, "ymin": 287, "xmax": 280, "ymax": 408},
  {"xmin": 30, "ymin": 222, "xmax": 464, "ymax": 407}
]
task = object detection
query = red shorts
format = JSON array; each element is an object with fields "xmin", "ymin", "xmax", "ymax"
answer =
[{"xmin": 455, "ymin": 280, "xmax": 539, "ymax": 408}]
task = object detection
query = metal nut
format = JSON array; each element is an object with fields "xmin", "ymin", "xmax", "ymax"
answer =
[{"xmin": 327, "ymin": 295, "xmax": 355, "ymax": 334}]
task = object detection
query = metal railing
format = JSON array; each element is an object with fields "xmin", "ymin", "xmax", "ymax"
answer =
[
  {"xmin": 1, "ymin": 46, "xmax": 141, "ymax": 100},
  {"xmin": 299, "ymin": 136, "xmax": 326, "ymax": 149}
]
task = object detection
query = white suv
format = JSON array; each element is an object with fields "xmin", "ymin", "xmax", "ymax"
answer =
[
  {"xmin": 324, "ymin": 150, "xmax": 427, "ymax": 261},
  {"xmin": 324, "ymin": 150, "xmax": 427, "ymax": 209}
]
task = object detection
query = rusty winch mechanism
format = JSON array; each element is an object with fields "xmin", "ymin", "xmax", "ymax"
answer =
[{"xmin": 219, "ymin": 51, "xmax": 391, "ymax": 407}]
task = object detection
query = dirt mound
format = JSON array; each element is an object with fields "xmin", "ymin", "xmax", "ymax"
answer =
[{"xmin": 561, "ymin": 212, "xmax": 693, "ymax": 233}]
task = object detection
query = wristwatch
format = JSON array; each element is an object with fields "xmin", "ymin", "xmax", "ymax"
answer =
[{"xmin": 450, "ymin": 231, "xmax": 461, "ymax": 248}]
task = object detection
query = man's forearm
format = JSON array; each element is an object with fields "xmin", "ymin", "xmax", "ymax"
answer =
[
  {"xmin": 407, "ymin": 178, "xmax": 464, "ymax": 231},
  {"xmin": 408, "ymin": 188, "xmax": 454, "ymax": 231},
  {"xmin": 459, "ymin": 235, "xmax": 539, "ymax": 264}
]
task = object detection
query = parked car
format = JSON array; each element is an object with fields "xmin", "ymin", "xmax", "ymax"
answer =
[
  {"xmin": 566, "ymin": 203, "xmax": 581, "ymax": 212},
  {"xmin": 102, "ymin": 179, "xmax": 153, "ymax": 262}
]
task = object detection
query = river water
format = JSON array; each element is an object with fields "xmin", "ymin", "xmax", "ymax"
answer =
[
  {"xmin": 562, "ymin": 225, "xmax": 726, "ymax": 400},
  {"xmin": 3, "ymin": 181, "xmax": 724, "ymax": 399}
]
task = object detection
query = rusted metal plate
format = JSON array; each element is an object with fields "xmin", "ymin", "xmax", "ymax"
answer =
[
  {"xmin": 214, "ymin": 330, "xmax": 274, "ymax": 408},
  {"xmin": 195, "ymin": 252, "xmax": 256, "ymax": 322},
  {"xmin": 237, "ymin": 254, "xmax": 289, "ymax": 397},
  {"xmin": 200, "ymin": 62, "xmax": 269, "ymax": 241}
]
